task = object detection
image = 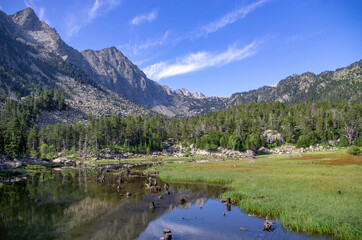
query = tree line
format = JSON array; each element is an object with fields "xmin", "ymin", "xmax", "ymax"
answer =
[
  {"xmin": 0, "ymin": 101, "xmax": 360, "ymax": 158},
  {"xmin": 0, "ymin": 89, "xmax": 65, "ymax": 157}
]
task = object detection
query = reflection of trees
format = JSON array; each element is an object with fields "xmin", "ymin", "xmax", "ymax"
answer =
[
  {"xmin": 0, "ymin": 170, "xmax": 224, "ymax": 240},
  {"xmin": 56, "ymin": 180, "xmax": 223, "ymax": 240},
  {"xmin": 0, "ymin": 175, "xmax": 68, "ymax": 240}
]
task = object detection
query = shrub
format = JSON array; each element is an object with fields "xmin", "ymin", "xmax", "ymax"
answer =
[
  {"xmin": 205, "ymin": 143, "xmax": 218, "ymax": 152},
  {"xmin": 296, "ymin": 135, "xmax": 310, "ymax": 148},
  {"xmin": 354, "ymin": 135, "xmax": 362, "ymax": 147},
  {"xmin": 184, "ymin": 146, "xmax": 191, "ymax": 157},
  {"xmin": 347, "ymin": 146, "xmax": 361, "ymax": 156},
  {"xmin": 339, "ymin": 136, "xmax": 349, "ymax": 147},
  {"xmin": 40, "ymin": 143, "xmax": 57, "ymax": 160}
]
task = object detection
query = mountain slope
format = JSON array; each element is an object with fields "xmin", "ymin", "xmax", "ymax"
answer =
[
  {"xmin": 0, "ymin": 8, "xmax": 154, "ymax": 127},
  {"xmin": 80, "ymin": 47, "xmax": 171, "ymax": 107},
  {"xmin": 229, "ymin": 60, "xmax": 362, "ymax": 105},
  {"xmin": 80, "ymin": 47, "xmax": 214, "ymax": 116},
  {"xmin": 6, "ymin": 8, "xmax": 214, "ymax": 117},
  {"xmin": 1, "ymin": 8, "xmax": 361, "ymax": 124}
]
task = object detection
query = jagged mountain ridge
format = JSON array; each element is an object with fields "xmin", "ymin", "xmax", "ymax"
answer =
[
  {"xmin": 0, "ymin": 8, "xmax": 154, "ymax": 127},
  {"xmin": 6, "ymin": 8, "xmax": 210, "ymax": 117},
  {"xmin": 229, "ymin": 60, "xmax": 361, "ymax": 105},
  {"xmin": 79, "ymin": 46, "xmax": 209, "ymax": 114},
  {"xmin": 0, "ymin": 7, "xmax": 361, "ymax": 125},
  {"xmin": 80, "ymin": 47, "xmax": 171, "ymax": 107}
]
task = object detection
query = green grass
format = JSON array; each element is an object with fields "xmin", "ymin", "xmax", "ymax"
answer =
[
  {"xmin": 25, "ymin": 165, "xmax": 47, "ymax": 170},
  {"xmin": 123, "ymin": 154, "xmax": 221, "ymax": 163},
  {"xmin": 75, "ymin": 154, "xmax": 222, "ymax": 165},
  {"xmin": 151, "ymin": 149, "xmax": 362, "ymax": 239}
]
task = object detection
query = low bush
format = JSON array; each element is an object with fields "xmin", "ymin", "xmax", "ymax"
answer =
[{"xmin": 347, "ymin": 146, "xmax": 361, "ymax": 155}]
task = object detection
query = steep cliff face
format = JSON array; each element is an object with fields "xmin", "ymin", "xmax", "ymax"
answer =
[
  {"xmin": 80, "ymin": 47, "xmax": 208, "ymax": 110},
  {"xmin": 10, "ymin": 8, "xmax": 95, "ymax": 75},
  {"xmin": 81, "ymin": 47, "xmax": 171, "ymax": 107}
]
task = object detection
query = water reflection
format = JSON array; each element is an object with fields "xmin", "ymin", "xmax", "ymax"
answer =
[
  {"xmin": 0, "ymin": 169, "xmax": 327, "ymax": 240},
  {"xmin": 136, "ymin": 200, "xmax": 328, "ymax": 240}
]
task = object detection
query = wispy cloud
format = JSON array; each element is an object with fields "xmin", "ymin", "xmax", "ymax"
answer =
[
  {"xmin": 285, "ymin": 31, "xmax": 323, "ymax": 44},
  {"xmin": 118, "ymin": 30, "xmax": 170, "ymax": 55},
  {"xmin": 24, "ymin": 0, "xmax": 51, "ymax": 24},
  {"xmin": 131, "ymin": 10, "xmax": 157, "ymax": 25},
  {"xmin": 119, "ymin": 0, "xmax": 268, "ymax": 56},
  {"xmin": 195, "ymin": 0, "xmax": 268, "ymax": 38},
  {"xmin": 65, "ymin": 0, "xmax": 122, "ymax": 38},
  {"xmin": 143, "ymin": 40, "xmax": 261, "ymax": 81}
]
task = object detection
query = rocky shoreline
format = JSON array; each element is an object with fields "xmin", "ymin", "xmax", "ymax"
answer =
[{"xmin": 0, "ymin": 142, "xmax": 344, "ymax": 172}]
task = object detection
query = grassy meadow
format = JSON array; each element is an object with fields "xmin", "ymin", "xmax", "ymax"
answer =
[
  {"xmin": 71, "ymin": 154, "xmax": 221, "ymax": 165},
  {"xmin": 150, "ymin": 149, "xmax": 362, "ymax": 239}
]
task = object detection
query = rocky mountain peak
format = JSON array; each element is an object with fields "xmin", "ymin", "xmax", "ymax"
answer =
[
  {"xmin": 161, "ymin": 86, "xmax": 205, "ymax": 98},
  {"xmin": 175, "ymin": 88, "xmax": 191, "ymax": 96},
  {"xmin": 10, "ymin": 7, "xmax": 42, "ymax": 31},
  {"xmin": 192, "ymin": 91, "xmax": 205, "ymax": 98},
  {"xmin": 2, "ymin": 7, "xmax": 359, "ymax": 120}
]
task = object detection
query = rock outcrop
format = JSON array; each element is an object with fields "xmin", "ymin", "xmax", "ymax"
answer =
[{"xmin": 263, "ymin": 130, "xmax": 284, "ymax": 145}]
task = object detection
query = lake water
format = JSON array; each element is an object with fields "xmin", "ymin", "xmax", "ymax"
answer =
[{"xmin": 0, "ymin": 169, "xmax": 328, "ymax": 240}]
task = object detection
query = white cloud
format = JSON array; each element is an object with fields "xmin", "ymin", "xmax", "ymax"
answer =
[
  {"xmin": 65, "ymin": 0, "xmax": 122, "ymax": 38},
  {"xmin": 118, "ymin": 0, "xmax": 268, "ymax": 57},
  {"xmin": 140, "ymin": 219, "xmax": 243, "ymax": 240},
  {"xmin": 118, "ymin": 30, "xmax": 170, "ymax": 55},
  {"xmin": 143, "ymin": 40, "xmax": 261, "ymax": 81},
  {"xmin": 87, "ymin": 0, "xmax": 101, "ymax": 23},
  {"xmin": 131, "ymin": 10, "xmax": 157, "ymax": 25},
  {"xmin": 38, "ymin": 7, "xmax": 46, "ymax": 21},
  {"xmin": 195, "ymin": 0, "xmax": 268, "ymax": 38}
]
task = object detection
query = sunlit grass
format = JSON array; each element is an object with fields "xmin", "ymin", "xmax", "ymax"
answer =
[{"xmin": 152, "ymin": 149, "xmax": 362, "ymax": 239}]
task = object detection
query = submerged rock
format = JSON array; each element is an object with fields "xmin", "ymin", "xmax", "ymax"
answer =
[
  {"xmin": 52, "ymin": 158, "xmax": 67, "ymax": 164},
  {"xmin": 263, "ymin": 218, "xmax": 273, "ymax": 231},
  {"xmin": 165, "ymin": 233, "xmax": 172, "ymax": 240}
]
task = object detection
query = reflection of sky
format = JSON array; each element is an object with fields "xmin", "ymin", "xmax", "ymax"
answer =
[{"xmin": 136, "ymin": 200, "xmax": 326, "ymax": 240}]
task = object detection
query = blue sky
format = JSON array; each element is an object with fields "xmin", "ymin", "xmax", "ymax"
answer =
[{"xmin": 1, "ymin": 0, "xmax": 362, "ymax": 97}]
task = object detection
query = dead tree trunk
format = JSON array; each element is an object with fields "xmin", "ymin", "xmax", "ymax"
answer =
[{"xmin": 344, "ymin": 123, "xmax": 356, "ymax": 146}]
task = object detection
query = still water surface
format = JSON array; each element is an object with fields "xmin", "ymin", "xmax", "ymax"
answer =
[{"xmin": 0, "ymin": 169, "xmax": 328, "ymax": 240}]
